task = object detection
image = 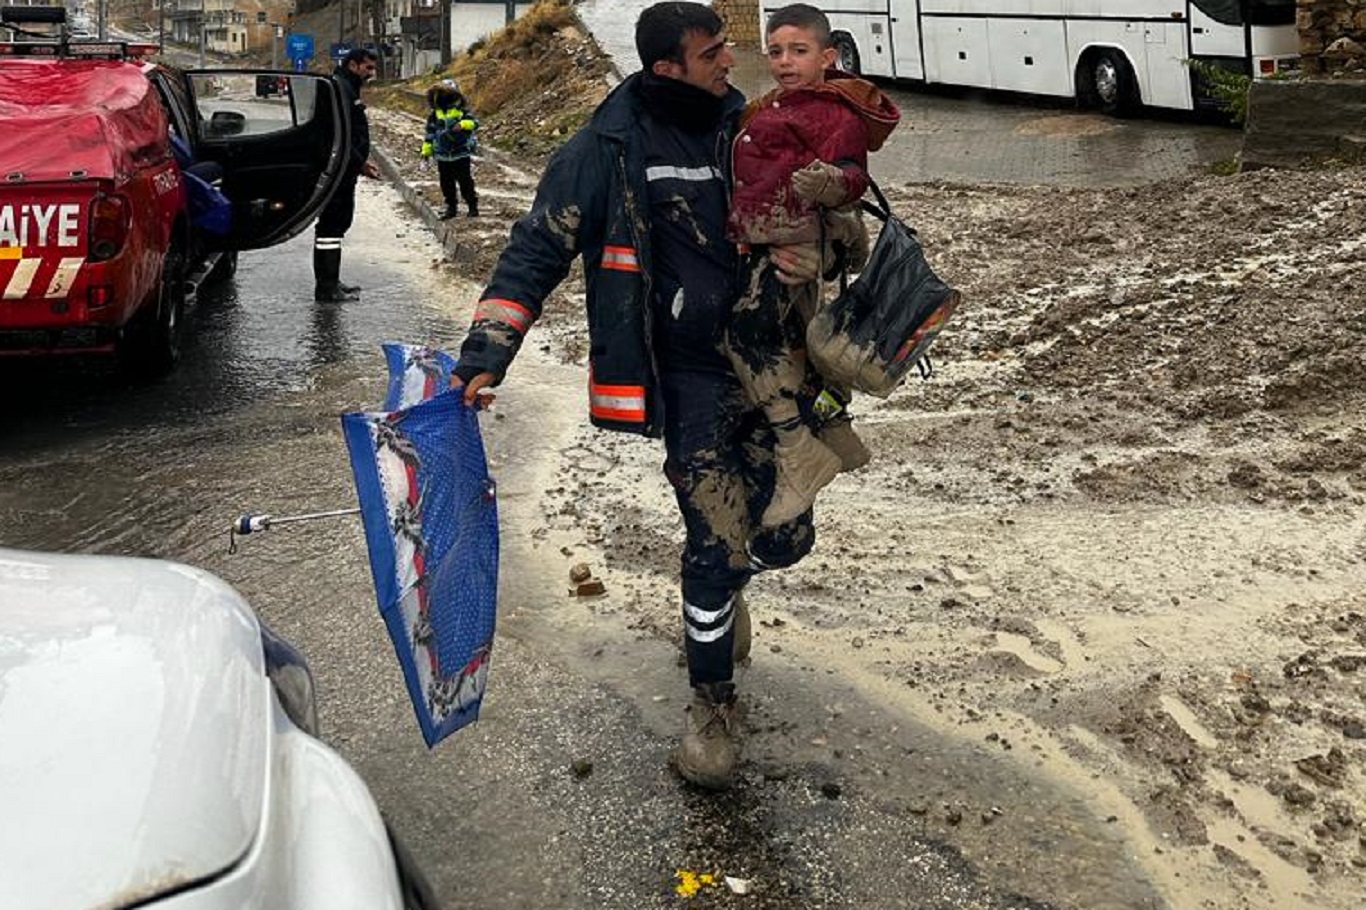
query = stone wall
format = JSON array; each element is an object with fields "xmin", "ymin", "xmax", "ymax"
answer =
[
  {"xmin": 1298, "ymin": 0, "xmax": 1366, "ymax": 75},
  {"xmin": 1242, "ymin": 79, "xmax": 1366, "ymax": 167},
  {"xmin": 713, "ymin": 0, "xmax": 760, "ymax": 51}
]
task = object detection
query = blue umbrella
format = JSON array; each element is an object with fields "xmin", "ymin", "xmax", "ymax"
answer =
[{"xmin": 342, "ymin": 343, "xmax": 498, "ymax": 746}]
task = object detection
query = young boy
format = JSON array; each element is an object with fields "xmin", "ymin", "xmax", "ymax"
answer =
[
  {"xmin": 421, "ymin": 80, "xmax": 480, "ymax": 220},
  {"xmin": 725, "ymin": 3, "xmax": 900, "ymax": 528}
]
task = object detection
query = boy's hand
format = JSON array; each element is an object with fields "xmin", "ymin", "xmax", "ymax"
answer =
[
  {"xmin": 361, "ymin": 160, "xmax": 381, "ymax": 180},
  {"xmin": 791, "ymin": 161, "xmax": 848, "ymax": 207}
]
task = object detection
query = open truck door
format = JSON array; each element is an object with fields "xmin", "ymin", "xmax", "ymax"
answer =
[{"xmin": 173, "ymin": 70, "xmax": 349, "ymax": 251}]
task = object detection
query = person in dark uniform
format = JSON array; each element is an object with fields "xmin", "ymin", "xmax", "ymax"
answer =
[
  {"xmin": 449, "ymin": 3, "xmax": 843, "ymax": 790},
  {"xmin": 314, "ymin": 47, "xmax": 380, "ymax": 303}
]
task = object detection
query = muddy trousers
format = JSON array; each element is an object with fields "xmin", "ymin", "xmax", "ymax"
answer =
[
  {"xmin": 437, "ymin": 158, "xmax": 477, "ymax": 215},
  {"xmin": 663, "ymin": 370, "xmax": 816, "ymax": 689},
  {"xmin": 726, "ymin": 252, "xmax": 813, "ymax": 398},
  {"xmin": 313, "ymin": 174, "xmax": 358, "ymax": 294}
]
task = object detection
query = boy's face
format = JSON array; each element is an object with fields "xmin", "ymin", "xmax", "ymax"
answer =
[{"xmin": 766, "ymin": 25, "xmax": 835, "ymax": 92}]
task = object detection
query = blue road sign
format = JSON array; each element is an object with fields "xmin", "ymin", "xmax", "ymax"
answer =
[
  {"xmin": 330, "ymin": 41, "xmax": 352, "ymax": 62},
  {"xmin": 286, "ymin": 32, "xmax": 314, "ymax": 62}
]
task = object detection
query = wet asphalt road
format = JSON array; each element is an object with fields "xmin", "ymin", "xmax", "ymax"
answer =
[{"xmin": 0, "ymin": 87, "xmax": 1240, "ymax": 907}]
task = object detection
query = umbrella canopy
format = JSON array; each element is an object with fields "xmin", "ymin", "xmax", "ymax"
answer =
[{"xmin": 342, "ymin": 343, "xmax": 498, "ymax": 746}]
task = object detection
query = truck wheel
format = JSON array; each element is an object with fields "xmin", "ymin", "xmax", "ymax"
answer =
[
  {"xmin": 832, "ymin": 33, "xmax": 861, "ymax": 75},
  {"xmin": 206, "ymin": 250, "xmax": 238, "ymax": 285},
  {"xmin": 119, "ymin": 247, "xmax": 186, "ymax": 379}
]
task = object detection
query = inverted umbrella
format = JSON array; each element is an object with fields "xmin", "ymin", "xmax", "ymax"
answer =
[{"xmin": 342, "ymin": 343, "xmax": 498, "ymax": 746}]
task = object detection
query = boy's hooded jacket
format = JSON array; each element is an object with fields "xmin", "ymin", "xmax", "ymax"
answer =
[
  {"xmin": 422, "ymin": 85, "xmax": 478, "ymax": 162},
  {"xmin": 728, "ymin": 71, "xmax": 899, "ymax": 244}
]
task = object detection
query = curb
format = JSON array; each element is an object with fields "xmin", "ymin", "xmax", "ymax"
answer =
[{"xmin": 370, "ymin": 143, "xmax": 464, "ymax": 262}]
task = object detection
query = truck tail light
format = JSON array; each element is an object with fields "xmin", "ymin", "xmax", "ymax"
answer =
[{"xmin": 88, "ymin": 194, "xmax": 130, "ymax": 263}]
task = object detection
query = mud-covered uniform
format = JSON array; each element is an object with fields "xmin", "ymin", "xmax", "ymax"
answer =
[{"xmin": 455, "ymin": 73, "xmax": 814, "ymax": 688}]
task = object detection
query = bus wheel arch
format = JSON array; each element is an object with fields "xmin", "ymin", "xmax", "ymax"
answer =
[
  {"xmin": 1078, "ymin": 46, "xmax": 1141, "ymax": 117},
  {"xmin": 831, "ymin": 31, "xmax": 861, "ymax": 74}
]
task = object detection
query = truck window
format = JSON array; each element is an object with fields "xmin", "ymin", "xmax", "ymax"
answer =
[{"xmin": 190, "ymin": 74, "xmax": 321, "ymax": 139}]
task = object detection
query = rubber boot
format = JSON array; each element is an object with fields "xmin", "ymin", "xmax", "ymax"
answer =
[
  {"xmin": 313, "ymin": 244, "xmax": 358, "ymax": 302},
  {"xmin": 675, "ymin": 682, "xmax": 743, "ymax": 790}
]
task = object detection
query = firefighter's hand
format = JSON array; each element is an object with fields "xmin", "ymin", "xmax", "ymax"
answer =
[
  {"xmin": 450, "ymin": 370, "xmax": 498, "ymax": 409},
  {"xmin": 769, "ymin": 242, "xmax": 822, "ymax": 285},
  {"xmin": 791, "ymin": 160, "xmax": 849, "ymax": 207},
  {"xmin": 361, "ymin": 160, "xmax": 381, "ymax": 179}
]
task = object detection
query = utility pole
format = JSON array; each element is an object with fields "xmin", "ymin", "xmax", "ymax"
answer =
[
  {"xmin": 439, "ymin": 0, "xmax": 450, "ymax": 66},
  {"xmin": 97, "ymin": 0, "xmax": 106, "ymax": 40},
  {"xmin": 198, "ymin": 16, "xmax": 206, "ymax": 67},
  {"xmin": 157, "ymin": 0, "xmax": 165, "ymax": 54},
  {"xmin": 338, "ymin": 0, "xmax": 344, "ymax": 45}
]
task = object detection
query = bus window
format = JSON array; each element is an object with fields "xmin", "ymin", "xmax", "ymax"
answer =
[
  {"xmin": 1246, "ymin": 0, "xmax": 1297, "ymax": 26},
  {"xmin": 1192, "ymin": 0, "xmax": 1297, "ymax": 26}
]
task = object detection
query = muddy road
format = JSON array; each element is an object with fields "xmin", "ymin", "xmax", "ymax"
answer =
[{"xmin": 2, "ymin": 79, "xmax": 1363, "ymax": 909}]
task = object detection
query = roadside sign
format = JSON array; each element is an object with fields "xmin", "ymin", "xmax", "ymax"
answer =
[
  {"xmin": 286, "ymin": 32, "xmax": 314, "ymax": 62},
  {"xmin": 330, "ymin": 41, "xmax": 352, "ymax": 62}
]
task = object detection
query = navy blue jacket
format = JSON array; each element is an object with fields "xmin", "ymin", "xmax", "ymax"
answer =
[
  {"xmin": 457, "ymin": 74, "xmax": 745, "ymax": 438},
  {"xmin": 334, "ymin": 65, "xmax": 371, "ymax": 177}
]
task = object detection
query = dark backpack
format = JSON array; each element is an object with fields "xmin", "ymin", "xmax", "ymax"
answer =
[{"xmin": 806, "ymin": 179, "xmax": 962, "ymax": 397}]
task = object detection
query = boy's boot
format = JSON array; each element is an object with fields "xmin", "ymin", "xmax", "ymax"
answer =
[
  {"xmin": 812, "ymin": 388, "xmax": 870, "ymax": 472},
  {"xmin": 313, "ymin": 244, "xmax": 359, "ymax": 302},
  {"xmin": 467, "ymin": 199, "xmax": 479, "ymax": 218},
  {"xmin": 440, "ymin": 205, "xmax": 458, "ymax": 220},
  {"xmin": 675, "ymin": 682, "xmax": 744, "ymax": 790},
  {"xmin": 818, "ymin": 415, "xmax": 871, "ymax": 472},
  {"xmin": 728, "ymin": 349, "xmax": 841, "ymax": 527}
]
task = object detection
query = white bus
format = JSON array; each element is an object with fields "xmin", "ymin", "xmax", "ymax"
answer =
[{"xmin": 767, "ymin": 0, "xmax": 1300, "ymax": 115}]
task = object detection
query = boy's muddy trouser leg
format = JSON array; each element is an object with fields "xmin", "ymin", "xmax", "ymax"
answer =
[
  {"xmin": 727, "ymin": 256, "xmax": 841, "ymax": 527},
  {"xmin": 663, "ymin": 372, "xmax": 815, "ymax": 688}
]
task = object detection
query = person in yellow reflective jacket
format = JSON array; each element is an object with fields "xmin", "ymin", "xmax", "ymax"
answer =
[{"xmin": 421, "ymin": 80, "xmax": 479, "ymax": 219}]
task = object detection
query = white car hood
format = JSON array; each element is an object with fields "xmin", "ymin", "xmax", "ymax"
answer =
[{"xmin": 0, "ymin": 549, "xmax": 270, "ymax": 910}]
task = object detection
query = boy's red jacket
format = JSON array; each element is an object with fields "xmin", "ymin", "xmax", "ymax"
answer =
[{"xmin": 728, "ymin": 71, "xmax": 900, "ymax": 244}]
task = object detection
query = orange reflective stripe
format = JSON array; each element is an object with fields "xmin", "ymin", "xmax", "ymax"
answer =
[
  {"xmin": 473, "ymin": 297, "xmax": 533, "ymax": 333},
  {"xmin": 589, "ymin": 379, "xmax": 646, "ymax": 423},
  {"xmin": 601, "ymin": 245, "xmax": 640, "ymax": 273}
]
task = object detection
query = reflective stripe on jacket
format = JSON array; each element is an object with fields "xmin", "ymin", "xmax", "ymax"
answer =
[{"xmin": 423, "ymin": 106, "xmax": 478, "ymax": 161}]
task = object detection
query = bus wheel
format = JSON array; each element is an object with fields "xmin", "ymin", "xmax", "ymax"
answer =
[
  {"xmin": 832, "ymin": 32, "xmax": 861, "ymax": 74},
  {"xmin": 1091, "ymin": 50, "xmax": 1139, "ymax": 117}
]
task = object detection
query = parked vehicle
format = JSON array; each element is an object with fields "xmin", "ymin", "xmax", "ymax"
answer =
[
  {"xmin": 255, "ymin": 73, "xmax": 290, "ymax": 97},
  {"xmin": 786, "ymin": 0, "xmax": 1300, "ymax": 116},
  {"xmin": 0, "ymin": 6, "xmax": 349, "ymax": 378},
  {"xmin": 0, "ymin": 546, "xmax": 441, "ymax": 910}
]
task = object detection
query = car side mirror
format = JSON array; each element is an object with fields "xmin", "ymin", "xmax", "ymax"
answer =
[{"xmin": 207, "ymin": 110, "xmax": 246, "ymax": 137}]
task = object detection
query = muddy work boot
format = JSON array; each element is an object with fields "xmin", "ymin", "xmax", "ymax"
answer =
[
  {"xmin": 763, "ymin": 426, "xmax": 841, "ymax": 527},
  {"xmin": 816, "ymin": 413, "xmax": 871, "ymax": 473},
  {"xmin": 675, "ymin": 683, "xmax": 744, "ymax": 790}
]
